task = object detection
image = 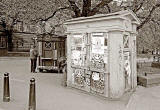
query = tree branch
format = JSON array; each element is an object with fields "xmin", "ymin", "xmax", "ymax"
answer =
[
  {"xmin": 68, "ymin": 0, "xmax": 81, "ymax": 17},
  {"xmin": 89, "ymin": 0, "xmax": 113, "ymax": 16},
  {"xmin": 106, "ymin": 4, "xmax": 111, "ymax": 13},
  {"xmin": 151, "ymin": 19, "xmax": 160, "ymax": 25},
  {"xmin": 137, "ymin": 3, "xmax": 160, "ymax": 30},
  {"xmin": 82, "ymin": 0, "xmax": 91, "ymax": 17},
  {"xmin": 133, "ymin": 0, "xmax": 145, "ymax": 12},
  {"xmin": 42, "ymin": 7, "xmax": 69, "ymax": 21}
]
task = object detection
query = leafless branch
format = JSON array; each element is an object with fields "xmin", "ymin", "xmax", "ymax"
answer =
[
  {"xmin": 106, "ymin": 4, "xmax": 111, "ymax": 13},
  {"xmin": 89, "ymin": 0, "xmax": 113, "ymax": 16},
  {"xmin": 42, "ymin": 7, "xmax": 70, "ymax": 21},
  {"xmin": 31, "ymin": 7, "xmax": 70, "ymax": 24},
  {"xmin": 82, "ymin": 0, "xmax": 91, "ymax": 17},
  {"xmin": 68, "ymin": 0, "xmax": 81, "ymax": 17},
  {"xmin": 137, "ymin": 3, "xmax": 160, "ymax": 30},
  {"xmin": 133, "ymin": 0, "xmax": 145, "ymax": 12}
]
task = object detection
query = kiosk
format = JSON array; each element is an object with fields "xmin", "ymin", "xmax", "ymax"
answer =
[{"xmin": 64, "ymin": 10, "xmax": 140, "ymax": 98}]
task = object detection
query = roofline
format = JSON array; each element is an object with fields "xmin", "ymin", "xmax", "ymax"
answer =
[
  {"xmin": 37, "ymin": 33, "xmax": 67, "ymax": 38},
  {"xmin": 121, "ymin": 9, "xmax": 141, "ymax": 24},
  {"xmin": 64, "ymin": 10, "xmax": 141, "ymax": 25}
]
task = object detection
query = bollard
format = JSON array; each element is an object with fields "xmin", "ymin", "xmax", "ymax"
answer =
[
  {"xmin": 28, "ymin": 78, "xmax": 36, "ymax": 110},
  {"xmin": 3, "ymin": 72, "xmax": 10, "ymax": 102}
]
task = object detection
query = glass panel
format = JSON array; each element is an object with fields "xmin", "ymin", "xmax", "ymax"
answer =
[
  {"xmin": 91, "ymin": 34, "xmax": 104, "ymax": 54},
  {"xmin": 73, "ymin": 68, "xmax": 85, "ymax": 87},
  {"xmin": 90, "ymin": 33, "xmax": 105, "ymax": 69},
  {"xmin": 90, "ymin": 71, "xmax": 105, "ymax": 93},
  {"xmin": 71, "ymin": 34, "xmax": 86, "ymax": 66}
]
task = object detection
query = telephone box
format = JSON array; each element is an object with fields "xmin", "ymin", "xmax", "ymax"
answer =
[
  {"xmin": 37, "ymin": 34, "xmax": 66, "ymax": 72},
  {"xmin": 64, "ymin": 10, "xmax": 140, "ymax": 98}
]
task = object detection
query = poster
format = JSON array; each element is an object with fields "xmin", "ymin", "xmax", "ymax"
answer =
[
  {"xmin": 71, "ymin": 50, "xmax": 82, "ymax": 66},
  {"xmin": 71, "ymin": 34, "xmax": 86, "ymax": 66},
  {"xmin": 71, "ymin": 34, "xmax": 84, "ymax": 47},
  {"xmin": 92, "ymin": 72, "xmax": 100, "ymax": 81},
  {"xmin": 91, "ymin": 33, "xmax": 105, "ymax": 69},
  {"xmin": 91, "ymin": 34, "xmax": 104, "ymax": 54}
]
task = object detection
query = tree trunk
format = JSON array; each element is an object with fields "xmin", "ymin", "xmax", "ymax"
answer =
[
  {"xmin": 7, "ymin": 31, "xmax": 13, "ymax": 51},
  {"xmin": 82, "ymin": 0, "xmax": 91, "ymax": 17}
]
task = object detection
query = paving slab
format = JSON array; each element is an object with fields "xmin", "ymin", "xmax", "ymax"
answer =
[{"xmin": 125, "ymin": 86, "xmax": 160, "ymax": 110}]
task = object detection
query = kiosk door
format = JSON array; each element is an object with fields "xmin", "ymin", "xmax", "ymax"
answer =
[
  {"xmin": 71, "ymin": 34, "xmax": 87, "ymax": 86},
  {"xmin": 89, "ymin": 33, "xmax": 108, "ymax": 94},
  {"xmin": 71, "ymin": 33, "xmax": 108, "ymax": 94}
]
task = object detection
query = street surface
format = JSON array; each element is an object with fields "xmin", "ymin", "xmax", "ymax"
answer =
[
  {"xmin": 125, "ymin": 86, "xmax": 160, "ymax": 110},
  {"xmin": 0, "ymin": 57, "xmax": 128, "ymax": 110},
  {"xmin": 0, "ymin": 57, "xmax": 160, "ymax": 110}
]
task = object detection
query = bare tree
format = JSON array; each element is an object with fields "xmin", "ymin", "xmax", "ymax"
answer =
[
  {"xmin": 0, "ymin": 0, "xmax": 57, "ymax": 50},
  {"xmin": 40, "ymin": 0, "xmax": 160, "ymax": 31},
  {"xmin": 0, "ymin": 0, "xmax": 160, "ymax": 52}
]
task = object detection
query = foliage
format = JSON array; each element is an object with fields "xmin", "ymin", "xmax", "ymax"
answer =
[{"xmin": 0, "ymin": 0, "xmax": 160, "ymax": 52}]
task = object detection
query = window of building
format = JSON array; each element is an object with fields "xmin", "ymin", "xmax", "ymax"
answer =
[{"xmin": 0, "ymin": 36, "xmax": 6, "ymax": 48}]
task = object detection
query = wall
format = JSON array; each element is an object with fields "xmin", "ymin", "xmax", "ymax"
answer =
[
  {"xmin": 66, "ymin": 18, "xmax": 123, "ymax": 33},
  {"xmin": 108, "ymin": 31, "xmax": 125, "ymax": 98},
  {"xmin": 67, "ymin": 33, "xmax": 73, "ymax": 86},
  {"xmin": 0, "ymin": 34, "xmax": 7, "ymax": 56},
  {"xmin": 0, "ymin": 48, "xmax": 7, "ymax": 56},
  {"xmin": 12, "ymin": 32, "xmax": 36, "ymax": 52}
]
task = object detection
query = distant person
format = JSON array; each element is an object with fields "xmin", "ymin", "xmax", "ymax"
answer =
[{"xmin": 30, "ymin": 45, "xmax": 38, "ymax": 73}]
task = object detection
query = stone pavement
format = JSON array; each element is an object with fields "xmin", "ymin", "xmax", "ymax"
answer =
[
  {"xmin": 0, "ymin": 57, "xmax": 129, "ymax": 110},
  {"xmin": 1, "ymin": 57, "xmax": 160, "ymax": 110},
  {"xmin": 125, "ymin": 86, "xmax": 160, "ymax": 110}
]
